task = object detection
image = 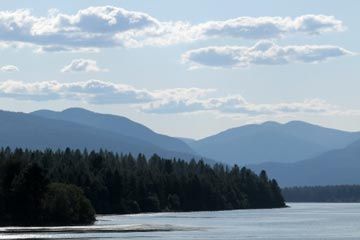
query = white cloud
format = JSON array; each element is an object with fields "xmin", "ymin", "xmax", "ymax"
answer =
[
  {"xmin": 61, "ymin": 59, "xmax": 108, "ymax": 73},
  {"xmin": 35, "ymin": 46, "xmax": 100, "ymax": 53},
  {"xmin": 0, "ymin": 79, "xmax": 153, "ymax": 104},
  {"xmin": 182, "ymin": 41, "xmax": 354, "ymax": 68},
  {"xmin": 0, "ymin": 6, "xmax": 161, "ymax": 51},
  {"xmin": 0, "ymin": 79, "xmax": 358, "ymax": 117},
  {"xmin": 0, "ymin": 7, "xmax": 346, "ymax": 51},
  {"xmin": 142, "ymin": 96, "xmax": 358, "ymax": 117},
  {"xmin": 196, "ymin": 15, "xmax": 344, "ymax": 39},
  {"xmin": 0, "ymin": 65, "xmax": 19, "ymax": 72},
  {"xmin": 293, "ymin": 15, "xmax": 344, "ymax": 34},
  {"xmin": 0, "ymin": 79, "xmax": 211, "ymax": 106}
]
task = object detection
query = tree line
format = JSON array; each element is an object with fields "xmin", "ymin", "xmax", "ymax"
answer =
[
  {"xmin": 283, "ymin": 185, "xmax": 360, "ymax": 202},
  {"xmin": 0, "ymin": 147, "xmax": 285, "ymax": 225}
]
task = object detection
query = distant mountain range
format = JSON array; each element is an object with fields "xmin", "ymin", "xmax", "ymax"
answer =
[
  {"xmin": 0, "ymin": 108, "xmax": 204, "ymax": 161},
  {"xmin": 186, "ymin": 121, "xmax": 360, "ymax": 165},
  {"xmin": 1, "ymin": 108, "xmax": 360, "ymax": 187},
  {"xmin": 250, "ymin": 139, "xmax": 360, "ymax": 187},
  {"xmin": 32, "ymin": 108, "xmax": 195, "ymax": 155},
  {"xmin": 184, "ymin": 121, "xmax": 360, "ymax": 186}
]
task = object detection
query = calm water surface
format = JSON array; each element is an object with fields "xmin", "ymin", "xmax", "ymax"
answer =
[{"xmin": 1, "ymin": 203, "xmax": 360, "ymax": 239}]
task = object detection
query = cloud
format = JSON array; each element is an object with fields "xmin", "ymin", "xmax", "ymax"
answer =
[
  {"xmin": 0, "ymin": 65, "xmax": 19, "ymax": 72},
  {"xmin": 0, "ymin": 79, "xmax": 358, "ymax": 117},
  {"xmin": 0, "ymin": 6, "xmax": 161, "ymax": 51},
  {"xmin": 61, "ymin": 59, "xmax": 108, "ymax": 73},
  {"xmin": 293, "ymin": 15, "xmax": 344, "ymax": 34},
  {"xmin": 182, "ymin": 41, "xmax": 354, "ymax": 68},
  {"xmin": 35, "ymin": 46, "xmax": 100, "ymax": 53},
  {"xmin": 0, "ymin": 79, "xmax": 211, "ymax": 106},
  {"xmin": 0, "ymin": 79, "xmax": 153, "ymax": 104},
  {"xmin": 0, "ymin": 7, "xmax": 346, "ymax": 51},
  {"xmin": 142, "ymin": 96, "xmax": 358, "ymax": 117},
  {"xmin": 196, "ymin": 15, "xmax": 344, "ymax": 39}
]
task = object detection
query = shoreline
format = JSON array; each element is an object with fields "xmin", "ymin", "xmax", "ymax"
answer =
[
  {"xmin": 0, "ymin": 205, "xmax": 288, "ymax": 228},
  {"xmin": 0, "ymin": 224, "xmax": 201, "ymax": 234}
]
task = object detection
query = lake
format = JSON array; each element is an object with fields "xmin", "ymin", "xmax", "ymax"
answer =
[{"xmin": 1, "ymin": 203, "xmax": 360, "ymax": 239}]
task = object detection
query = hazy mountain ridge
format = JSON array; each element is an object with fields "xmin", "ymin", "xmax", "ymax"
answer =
[
  {"xmin": 0, "ymin": 109, "xmax": 203, "ymax": 161},
  {"xmin": 177, "ymin": 137, "xmax": 197, "ymax": 146},
  {"xmin": 187, "ymin": 121, "xmax": 360, "ymax": 165},
  {"xmin": 249, "ymin": 139, "xmax": 360, "ymax": 187},
  {"xmin": 32, "ymin": 108, "xmax": 195, "ymax": 155}
]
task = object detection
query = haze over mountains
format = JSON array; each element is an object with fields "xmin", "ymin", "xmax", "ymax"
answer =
[
  {"xmin": 186, "ymin": 121, "xmax": 360, "ymax": 186},
  {"xmin": 0, "ymin": 107, "xmax": 359, "ymax": 187},
  {"xmin": 187, "ymin": 121, "xmax": 360, "ymax": 165},
  {"xmin": 0, "ymin": 109, "xmax": 203, "ymax": 161},
  {"xmin": 251, "ymin": 139, "xmax": 360, "ymax": 187},
  {"xmin": 32, "ymin": 108, "xmax": 195, "ymax": 155}
]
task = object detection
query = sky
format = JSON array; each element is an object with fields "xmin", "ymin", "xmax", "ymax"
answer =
[{"xmin": 0, "ymin": 0, "xmax": 359, "ymax": 139}]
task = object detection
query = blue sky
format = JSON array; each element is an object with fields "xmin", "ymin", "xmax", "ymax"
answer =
[{"xmin": 0, "ymin": 0, "xmax": 359, "ymax": 138}]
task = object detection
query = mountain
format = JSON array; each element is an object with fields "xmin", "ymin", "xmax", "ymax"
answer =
[
  {"xmin": 177, "ymin": 137, "xmax": 197, "ymax": 146},
  {"xmin": 0, "ymin": 109, "xmax": 202, "ymax": 161},
  {"xmin": 188, "ymin": 121, "xmax": 360, "ymax": 165},
  {"xmin": 31, "ymin": 108, "xmax": 196, "ymax": 155},
  {"xmin": 250, "ymin": 139, "xmax": 360, "ymax": 187}
]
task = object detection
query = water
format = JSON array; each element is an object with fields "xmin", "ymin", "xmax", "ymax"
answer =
[{"xmin": 1, "ymin": 203, "xmax": 360, "ymax": 239}]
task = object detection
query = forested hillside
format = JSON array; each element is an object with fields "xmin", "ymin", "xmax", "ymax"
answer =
[{"xmin": 0, "ymin": 148, "xmax": 285, "ymax": 226}]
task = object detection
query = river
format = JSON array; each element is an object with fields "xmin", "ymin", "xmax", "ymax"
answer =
[{"xmin": 1, "ymin": 203, "xmax": 360, "ymax": 239}]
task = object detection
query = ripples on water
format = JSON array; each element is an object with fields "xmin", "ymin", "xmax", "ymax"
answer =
[{"xmin": 1, "ymin": 203, "xmax": 360, "ymax": 240}]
